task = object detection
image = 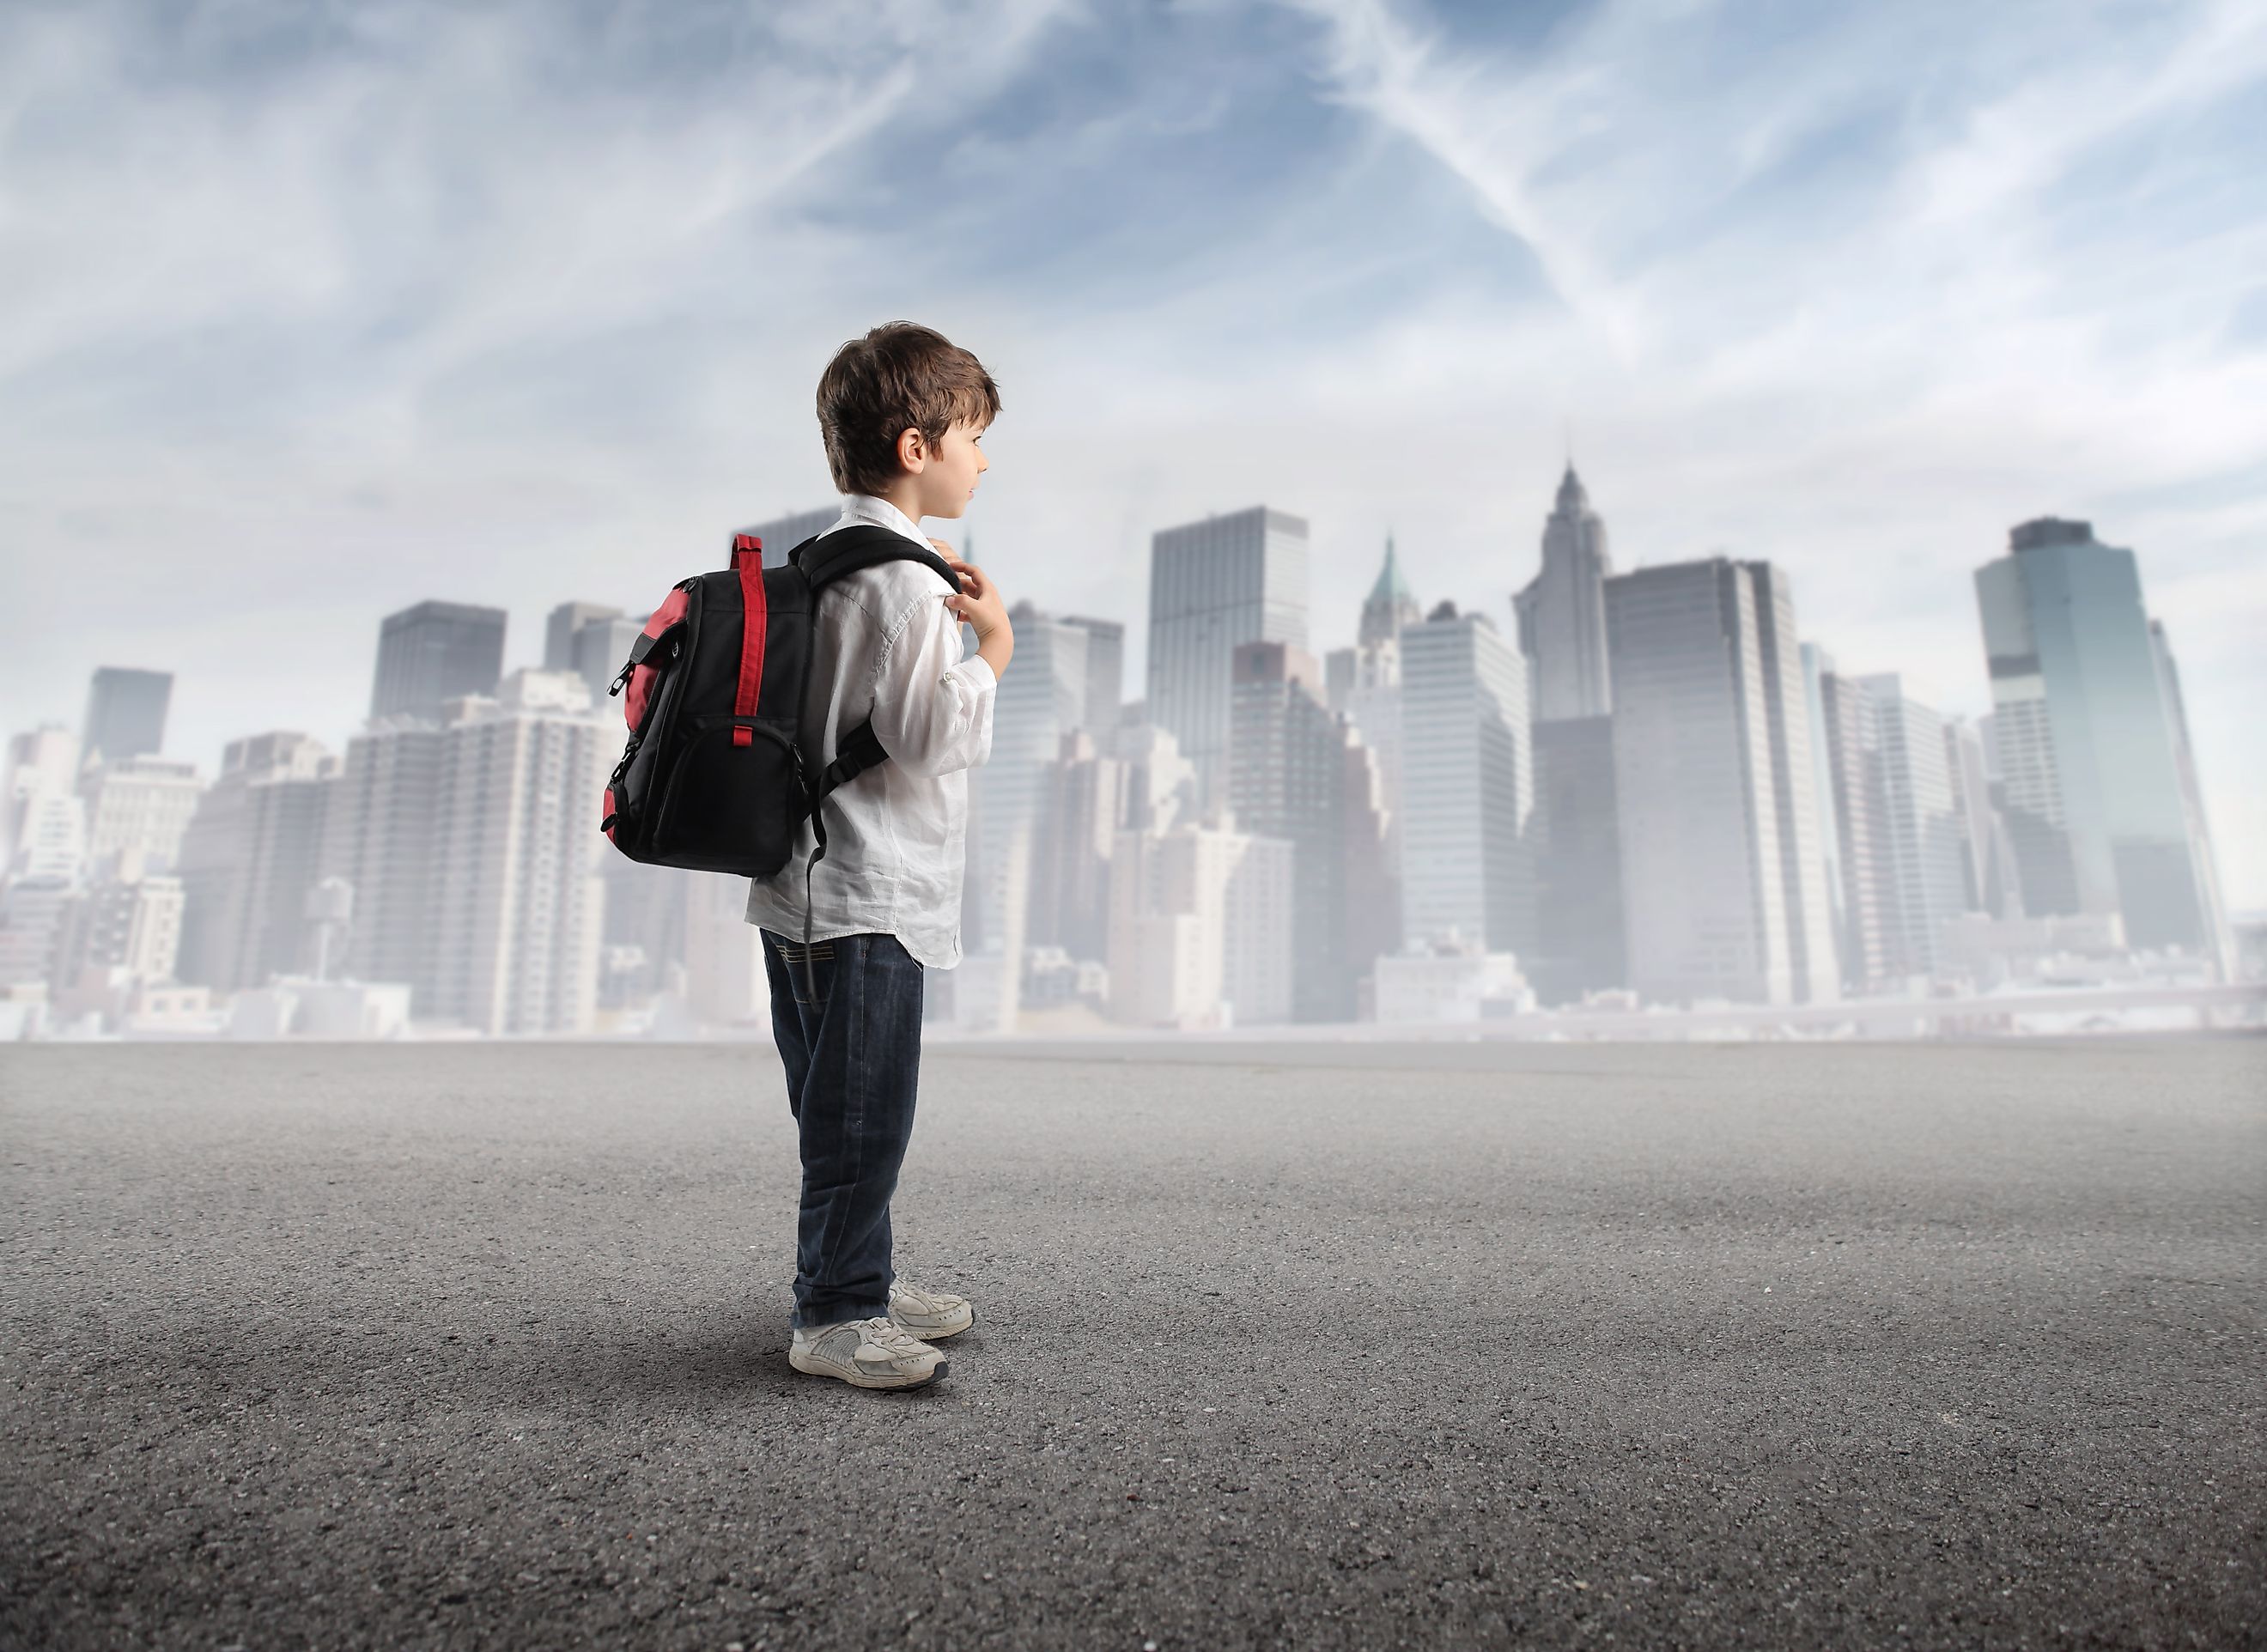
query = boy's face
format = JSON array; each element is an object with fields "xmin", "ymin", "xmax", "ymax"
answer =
[{"xmin": 900, "ymin": 417, "xmax": 988, "ymax": 519}]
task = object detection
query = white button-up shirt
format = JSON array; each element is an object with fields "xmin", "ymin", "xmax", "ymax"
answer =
[{"xmin": 742, "ymin": 493, "xmax": 997, "ymax": 968}]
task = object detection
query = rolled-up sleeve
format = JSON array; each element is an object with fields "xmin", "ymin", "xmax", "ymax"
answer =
[{"xmin": 867, "ymin": 592, "xmax": 996, "ymax": 778}]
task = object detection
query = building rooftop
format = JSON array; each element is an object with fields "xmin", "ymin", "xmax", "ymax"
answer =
[{"xmin": 2010, "ymin": 516, "xmax": 2095, "ymax": 552}]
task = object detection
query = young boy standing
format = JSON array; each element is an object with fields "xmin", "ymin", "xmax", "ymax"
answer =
[{"xmin": 745, "ymin": 321, "xmax": 1013, "ymax": 1393}]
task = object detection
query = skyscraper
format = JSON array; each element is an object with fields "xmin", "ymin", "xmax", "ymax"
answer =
[
  {"xmin": 681, "ymin": 869, "xmax": 768, "ymax": 1030},
  {"xmin": 173, "ymin": 732, "xmax": 340, "ymax": 993},
  {"xmin": 1146, "ymin": 506, "xmax": 1308, "ymax": 811},
  {"xmin": 423, "ymin": 671, "xmax": 611, "ymax": 1035},
  {"xmin": 1605, "ymin": 558, "xmax": 1835, "ymax": 1006},
  {"xmin": 1973, "ymin": 518, "xmax": 2227, "ymax": 965},
  {"xmin": 321, "ymin": 721, "xmax": 447, "ymax": 996},
  {"xmin": 2145, "ymin": 620, "xmax": 2233, "ymax": 973},
  {"xmin": 1328, "ymin": 538, "xmax": 1415, "ymax": 888},
  {"xmin": 52, "ymin": 872, "xmax": 184, "ymax": 999},
  {"xmin": 1513, "ymin": 465, "xmax": 1614, "ymax": 721},
  {"xmin": 1398, "ymin": 604, "xmax": 1533, "ymax": 958},
  {"xmin": 82, "ymin": 667, "xmax": 172, "ymax": 764},
  {"xmin": 568, "ymin": 613, "xmax": 649, "ymax": 710},
  {"xmin": 967, "ymin": 601, "xmax": 1090, "ymax": 966},
  {"xmin": 1033, "ymin": 729, "xmax": 1126, "ymax": 967},
  {"xmin": 1516, "ymin": 468, "xmax": 1626, "ymax": 1003},
  {"xmin": 544, "ymin": 601, "xmax": 649, "ymax": 709},
  {"xmin": 3, "ymin": 726, "xmax": 80, "ymax": 872},
  {"xmin": 1358, "ymin": 534, "xmax": 1421, "ymax": 648},
  {"xmin": 369, "ymin": 601, "xmax": 507, "ymax": 725},
  {"xmin": 1747, "ymin": 564, "xmax": 1839, "ymax": 1003},
  {"xmin": 1942, "ymin": 715, "xmax": 2017, "ymax": 920},
  {"xmin": 1856, "ymin": 674, "xmax": 1972, "ymax": 979},
  {"xmin": 741, "ymin": 506, "xmax": 843, "ymax": 569},
  {"xmin": 1326, "ymin": 639, "xmax": 1404, "ymax": 882},
  {"xmin": 76, "ymin": 755, "xmax": 204, "ymax": 880},
  {"xmin": 598, "ymin": 853, "xmax": 690, "ymax": 1012},
  {"xmin": 1230, "ymin": 640, "xmax": 1387, "ymax": 1023},
  {"xmin": 1059, "ymin": 614, "xmax": 1125, "ymax": 735},
  {"xmin": 1798, "ymin": 644, "xmax": 1852, "ymax": 986},
  {"xmin": 544, "ymin": 603, "xmax": 623, "ymax": 672},
  {"xmin": 1528, "ymin": 714, "xmax": 1623, "ymax": 1005},
  {"xmin": 1107, "ymin": 813, "xmax": 1292, "ymax": 1029},
  {"xmin": 1814, "ymin": 660, "xmax": 1889, "ymax": 993}
]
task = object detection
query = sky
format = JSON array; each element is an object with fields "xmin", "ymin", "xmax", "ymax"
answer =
[{"xmin": 3, "ymin": 0, "xmax": 2263, "ymax": 904}]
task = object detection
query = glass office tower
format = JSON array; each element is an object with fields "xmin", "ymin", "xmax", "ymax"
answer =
[{"xmin": 1973, "ymin": 518, "xmax": 2227, "ymax": 969}]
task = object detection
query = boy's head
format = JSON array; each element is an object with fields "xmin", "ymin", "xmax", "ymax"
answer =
[{"xmin": 817, "ymin": 321, "xmax": 1000, "ymax": 519}]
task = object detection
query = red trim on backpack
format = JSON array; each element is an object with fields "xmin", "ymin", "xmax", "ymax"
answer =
[
  {"xmin": 624, "ymin": 587, "xmax": 691, "ymax": 732},
  {"xmin": 732, "ymin": 536, "xmax": 765, "ymax": 747}
]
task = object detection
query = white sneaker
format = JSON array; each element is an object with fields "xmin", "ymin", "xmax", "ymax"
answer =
[
  {"xmin": 787, "ymin": 1315, "xmax": 948, "ymax": 1390},
  {"xmin": 887, "ymin": 1278, "xmax": 975, "ymax": 1340}
]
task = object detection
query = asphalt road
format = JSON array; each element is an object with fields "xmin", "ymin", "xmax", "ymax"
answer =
[{"xmin": 3, "ymin": 1037, "xmax": 2262, "ymax": 1650}]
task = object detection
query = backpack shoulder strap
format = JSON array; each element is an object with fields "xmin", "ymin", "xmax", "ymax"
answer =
[
  {"xmin": 786, "ymin": 520, "xmax": 963, "ymax": 804},
  {"xmin": 789, "ymin": 523, "xmax": 959, "ymax": 594},
  {"xmin": 810, "ymin": 720, "xmax": 888, "ymax": 808},
  {"xmin": 767, "ymin": 523, "xmax": 969, "ymax": 995}
]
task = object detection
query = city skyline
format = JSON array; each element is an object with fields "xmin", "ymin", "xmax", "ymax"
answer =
[
  {"xmin": 3, "ymin": 1, "xmax": 2260, "ymax": 905},
  {"xmin": 19, "ymin": 477, "xmax": 2252, "ymax": 908},
  {"xmin": 3, "ymin": 478, "xmax": 2246, "ymax": 1038}
]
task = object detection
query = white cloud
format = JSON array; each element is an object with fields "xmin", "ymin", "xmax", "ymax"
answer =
[
  {"xmin": 1, "ymin": 0, "xmax": 2261, "ymax": 907},
  {"xmin": 1252, "ymin": 0, "xmax": 2267, "ymax": 902}
]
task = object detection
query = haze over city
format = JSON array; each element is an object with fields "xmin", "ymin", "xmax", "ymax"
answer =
[
  {"xmin": 7, "ymin": 9, "xmax": 2264, "ymax": 1649},
  {"xmin": 6, "ymin": 0, "xmax": 2262, "ymax": 907}
]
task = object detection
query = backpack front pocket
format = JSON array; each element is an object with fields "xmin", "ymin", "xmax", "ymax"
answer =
[{"xmin": 649, "ymin": 716, "xmax": 805, "ymax": 874}]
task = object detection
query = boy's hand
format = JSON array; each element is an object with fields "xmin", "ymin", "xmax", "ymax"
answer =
[{"xmin": 942, "ymin": 555, "xmax": 1010, "ymax": 641}]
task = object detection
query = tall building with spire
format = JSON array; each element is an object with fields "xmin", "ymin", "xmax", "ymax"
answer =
[
  {"xmin": 1358, "ymin": 534, "xmax": 1420, "ymax": 648},
  {"xmin": 1325, "ymin": 537, "xmax": 1418, "ymax": 890},
  {"xmin": 1513, "ymin": 465, "xmax": 1614, "ymax": 721},
  {"xmin": 1516, "ymin": 465, "xmax": 1623, "ymax": 1001}
]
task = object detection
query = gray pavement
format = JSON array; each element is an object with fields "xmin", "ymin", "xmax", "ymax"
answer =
[{"xmin": 3, "ymin": 1036, "xmax": 2262, "ymax": 1650}]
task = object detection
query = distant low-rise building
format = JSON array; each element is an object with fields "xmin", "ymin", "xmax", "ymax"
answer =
[{"xmin": 1374, "ymin": 934, "xmax": 1535, "ymax": 1023}]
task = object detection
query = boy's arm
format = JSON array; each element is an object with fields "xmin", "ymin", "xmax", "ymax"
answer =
[{"xmin": 867, "ymin": 590, "xmax": 996, "ymax": 779}]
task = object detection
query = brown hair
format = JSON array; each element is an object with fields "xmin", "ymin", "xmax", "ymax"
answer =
[{"xmin": 816, "ymin": 321, "xmax": 1001, "ymax": 496}]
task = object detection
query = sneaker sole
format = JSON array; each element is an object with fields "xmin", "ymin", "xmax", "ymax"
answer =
[{"xmin": 787, "ymin": 1348, "xmax": 950, "ymax": 1391}]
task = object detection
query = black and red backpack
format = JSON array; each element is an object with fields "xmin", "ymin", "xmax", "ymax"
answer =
[{"xmin": 599, "ymin": 525, "xmax": 960, "ymax": 973}]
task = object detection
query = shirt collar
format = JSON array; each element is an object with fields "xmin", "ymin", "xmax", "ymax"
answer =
[{"xmin": 834, "ymin": 493, "xmax": 931, "ymax": 549}]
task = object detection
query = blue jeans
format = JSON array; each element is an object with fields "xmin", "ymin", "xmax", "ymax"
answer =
[{"xmin": 759, "ymin": 928, "xmax": 926, "ymax": 1330}]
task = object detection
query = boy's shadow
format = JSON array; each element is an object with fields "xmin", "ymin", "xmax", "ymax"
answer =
[{"xmin": 481, "ymin": 1306, "xmax": 982, "ymax": 1406}]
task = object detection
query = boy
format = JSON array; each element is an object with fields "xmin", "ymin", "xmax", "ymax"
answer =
[{"xmin": 745, "ymin": 321, "xmax": 1013, "ymax": 1392}]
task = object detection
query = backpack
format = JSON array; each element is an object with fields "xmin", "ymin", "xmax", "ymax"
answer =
[{"xmin": 598, "ymin": 524, "xmax": 961, "ymax": 986}]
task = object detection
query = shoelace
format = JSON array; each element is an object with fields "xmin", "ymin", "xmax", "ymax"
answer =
[{"xmin": 858, "ymin": 1316, "xmax": 935, "ymax": 1357}]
